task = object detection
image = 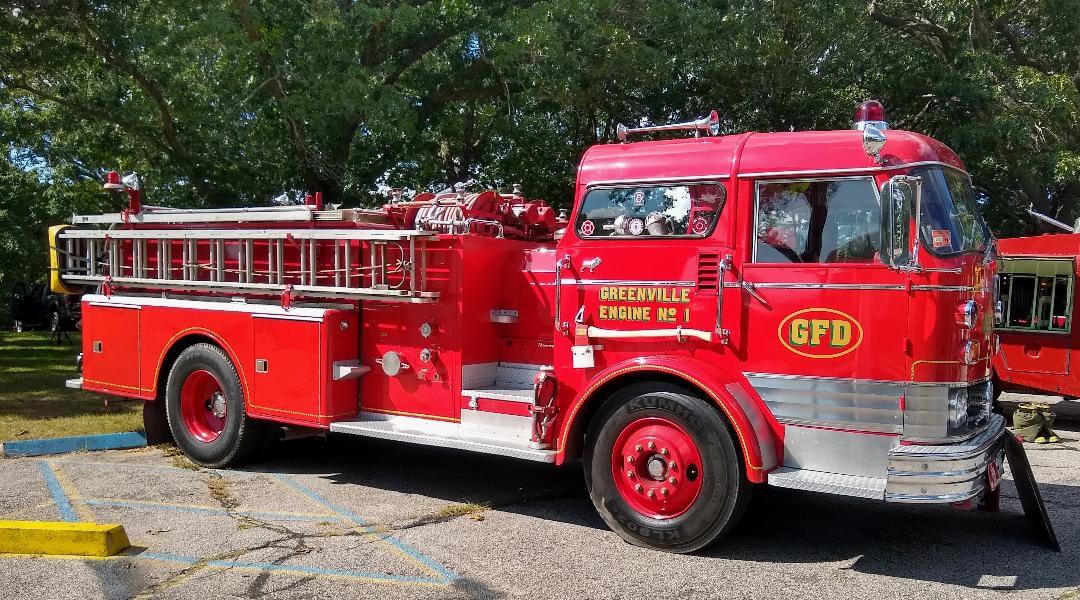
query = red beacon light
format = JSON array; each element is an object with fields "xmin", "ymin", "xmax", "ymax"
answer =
[
  {"xmin": 853, "ymin": 100, "xmax": 888, "ymax": 131},
  {"xmin": 103, "ymin": 170, "xmax": 124, "ymax": 191}
]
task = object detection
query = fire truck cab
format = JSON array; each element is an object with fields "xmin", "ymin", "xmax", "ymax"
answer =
[{"xmin": 52, "ymin": 102, "xmax": 1009, "ymax": 553}]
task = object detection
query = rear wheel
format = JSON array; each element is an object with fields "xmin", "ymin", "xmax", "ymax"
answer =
[
  {"xmin": 165, "ymin": 343, "xmax": 264, "ymax": 467},
  {"xmin": 584, "ymin": 383, "xmax": 751, "ymax": 553}
]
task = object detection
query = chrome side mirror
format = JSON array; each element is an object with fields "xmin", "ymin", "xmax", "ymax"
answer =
[
  {"xmin": 863, "ymin": 125, "xmax": 887, "ymax": 163},
  {"xmin": 880, "ymin": 175, "xmax": 922, "ymax": 270}
]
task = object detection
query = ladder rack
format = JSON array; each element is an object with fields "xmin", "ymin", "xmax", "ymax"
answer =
[{"xmin": 53, "ymin": 228, "xmax": 440, "ymax": 303}]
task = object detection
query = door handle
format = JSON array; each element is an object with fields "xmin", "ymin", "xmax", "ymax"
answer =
[{"xmin": 741, "ymin": 281, "xmax": 768, "ymax": 305}]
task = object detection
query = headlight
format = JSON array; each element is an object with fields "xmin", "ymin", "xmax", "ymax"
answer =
[{"xmin": 948, "ymin": 389, "xmax": 969, "ymax": 429}]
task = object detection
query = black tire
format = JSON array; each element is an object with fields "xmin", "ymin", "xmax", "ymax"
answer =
[
  {"xmin": 584, "ymin": 382, "xmax": 752, "ymax": 553},
  {"xmin": 142, "ymin": 398, "xmax": 173, "ymax": 446},
  {"xmin": 164, "ymin": 343, "xmax": 265, "ymax": 467}
]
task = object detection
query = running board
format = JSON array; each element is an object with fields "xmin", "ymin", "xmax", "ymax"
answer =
[
  {"xmin": 329, "ymin": 412, "xmax": 556, "ymax": 463},
  {"xmin": 767, "ymin": 467, "xmax": 886, "ymax": 500}
]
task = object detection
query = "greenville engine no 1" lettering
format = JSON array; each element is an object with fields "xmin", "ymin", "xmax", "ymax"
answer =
[{"xmin": 598, "ymin": 286, "xmax": 693, "ymax": 323}]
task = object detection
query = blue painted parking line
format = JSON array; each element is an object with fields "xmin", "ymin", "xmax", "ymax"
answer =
[
  {"xmin": 271, "ymin": 473, "xmax": 459, "ymax": 584},
  {"xmin": 137, "ymin": 551, "xmax": 444, "ymax": 585},
  {"xmin": 4, "ymin": 432, "xmax": 147, "ymax": 457},
  {"xmin": 24, "ymin": 458, "xmax": 460, "ymax": 587},
  {"xmin": 36, "ymin": 462, "xmax": 79, "ymax": 522}
]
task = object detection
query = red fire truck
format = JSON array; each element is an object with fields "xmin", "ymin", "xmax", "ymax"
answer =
[
  {"xmin": 993, "ymin": 232, "xmax": 1080, "ymax": 398},
  {"xmin": 50, "ymin": 102, "xmax": 1016, "ymax": 553}
]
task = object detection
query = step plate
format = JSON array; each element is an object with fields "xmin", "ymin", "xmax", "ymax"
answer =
[
  {"xmin": 330, "ymin": 412, "xmax": 556, "ymax": 463},
  {"xmin": 768, "ymin": 467, "xmax": 886, "ymax": 500}
]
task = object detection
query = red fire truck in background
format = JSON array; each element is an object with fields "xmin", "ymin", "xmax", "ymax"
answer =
[
  {"xmin": 994, "ymin": 232, "xmax": 1080, "ymax": 398},
  {"xmin": 50, "ymin": 101, "xmax": 1020, "ymax": 553}
]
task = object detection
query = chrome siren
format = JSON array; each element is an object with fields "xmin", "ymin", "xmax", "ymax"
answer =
[{"xmin": 616, "ymin": 110, "xmax": 720, "ymax": 142}]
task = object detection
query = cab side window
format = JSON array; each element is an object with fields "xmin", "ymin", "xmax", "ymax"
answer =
[
  {"xmin": 575, "ymin": 183, "xmax": 725, "ymax": 239},
  {"xmin": 754, "ymin": 178, "xmax": 881, "ymax": 264}
]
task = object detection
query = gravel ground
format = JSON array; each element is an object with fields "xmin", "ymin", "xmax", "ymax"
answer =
[{"xmin": 0, "ymin": 393, "xmax": 1075, "ymax": 600}]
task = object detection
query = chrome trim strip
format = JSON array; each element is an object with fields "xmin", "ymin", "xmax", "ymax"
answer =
[
  {"xmin": 82, "ymin": 293, "xmax": 331, "ymax": 319},
  {"xmin": 584, "ymin": 175, "xmax": 729, "ymax": 188},
  {"xmin": 743, "ymin": 371, "xmax": 990, "ymax": 389},
  {"xmin": 777, "ymin": 417, "xmax": 901, "ymax": 435},
  {"xmin": 911, "ymin": 285, "xmax": 973, "ymax": 292},
  {"xmin": 88, "ymin": 302, "xmax": 141, "ymax": 310},
  {"xmin": 746, "ymin": 282, "xmax": 904, "ymax": 291},
  {"xmin": 739, "ymin": 160, "xmax": 969, "ymax": 179},
  {"xmin": 560, "ymin": 279, "xmax": 696, "ymax": 287},
  {"xmin": 723, "ymin": 282, "xmax": 972, "ymax": 292},
  {"xmin": 251, "ymin": 313, "xmax": 324, "ymax": 323}
]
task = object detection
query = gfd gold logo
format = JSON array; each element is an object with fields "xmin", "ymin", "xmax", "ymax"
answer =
[{"xmin": 778, "ymin": 308, "xmax": 864, "ymax": 359}]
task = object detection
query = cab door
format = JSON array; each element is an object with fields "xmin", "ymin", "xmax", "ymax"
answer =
[
  {"xmin": 735, "ymin": 176, "xmax": 908, "ymax": 454},
  {"xmin": 556, "ymin": 181, "xmax": 730, "ymax": 371}
]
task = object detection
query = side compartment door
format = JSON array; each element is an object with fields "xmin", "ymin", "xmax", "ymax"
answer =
[
  {"xmin": 251, "ymin": 314, "xmax": 322, "ymax": 424},
  {"xmin": 82, "ymin": 301, "xmax": 142, "ymax": 394},
  {"xmin": 995, "ymin": 259, "xmax": 1074, "ymax": 376}
]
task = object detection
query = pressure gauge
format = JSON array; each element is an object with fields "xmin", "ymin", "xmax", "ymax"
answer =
[{"xmin": 419, "ymin": 322, "xmax": 434, "ymax": 338}]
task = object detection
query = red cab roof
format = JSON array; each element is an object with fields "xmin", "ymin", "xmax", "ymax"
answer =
[
  {"xmin": 577, "ymin": 129, "xmax": 966, "ymax": 187},
  {"xmin": 998, "ymin": 234, "xmax": 1080, "ymax": 257}
]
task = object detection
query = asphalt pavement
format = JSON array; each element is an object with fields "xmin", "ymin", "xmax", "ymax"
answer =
[{"xmin": 0, "ymin": 393, "xmax": 1076, "ymax": 599}]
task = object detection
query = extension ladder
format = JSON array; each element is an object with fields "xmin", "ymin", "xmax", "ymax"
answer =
[{"xmin": 53, "ymin": 226, "xmax": 440, "ymax": 303}]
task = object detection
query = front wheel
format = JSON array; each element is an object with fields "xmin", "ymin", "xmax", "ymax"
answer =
[
  {"xmin": 165, "ymin": 343, "xmax": 264, "ymax": 467},
  {"xmin": 584, "ymin": 383, "xmax": 751, "ymax": 553}
]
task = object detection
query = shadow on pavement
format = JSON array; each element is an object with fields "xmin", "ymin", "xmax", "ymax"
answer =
[{"xmin": 246, "ymin": 434, "xmax": 1073, "ymax": 591}]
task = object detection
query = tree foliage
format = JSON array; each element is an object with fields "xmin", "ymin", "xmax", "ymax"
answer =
[{"xmin": 1, "ymin": 0, "xmax": 1078, "ymax": 296}]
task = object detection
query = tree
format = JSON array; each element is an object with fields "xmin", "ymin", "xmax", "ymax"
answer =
[{"xmin": 0, "ymin": 0, "xmax": 1077, "ymax": 238}]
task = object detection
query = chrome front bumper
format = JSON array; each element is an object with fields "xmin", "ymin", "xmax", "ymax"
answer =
[{"xmin": 885, "ymin": 413, "xmax": 1006, "ymax": 503}]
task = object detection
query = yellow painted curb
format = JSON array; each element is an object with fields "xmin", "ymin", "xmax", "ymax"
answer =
[{"xmin": 0, "ymin": 521, "xmax": 130, "ymax": 557}]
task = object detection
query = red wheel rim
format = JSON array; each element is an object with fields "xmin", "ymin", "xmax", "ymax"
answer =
[
  {"xmin": 179, "ymin": 369, "xmax": 227, "ymax": 443},
  {"xmin": 611, "ymin": 417, "xmax": 703, "ymax": 519}
]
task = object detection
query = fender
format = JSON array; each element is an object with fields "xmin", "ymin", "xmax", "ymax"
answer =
[
  {"xmin": 556, "ymin": 355, "xmax": 781, "ymax": 482},
  {"xmin": 150, "ymin": 327, "xmax": 253, "ymax": 409}
]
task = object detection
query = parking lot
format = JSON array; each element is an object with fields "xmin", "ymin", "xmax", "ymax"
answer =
[{"xmin": 0, "ymin": 407, "xmax": 1077, "ymax": 599}]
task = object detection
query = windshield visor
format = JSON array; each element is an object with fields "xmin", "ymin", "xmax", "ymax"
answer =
[{"xmin": 913, "ymin": 167, "xmax": 989, "ymax": 255}]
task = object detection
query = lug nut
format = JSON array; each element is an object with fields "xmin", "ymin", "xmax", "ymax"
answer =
[
  {"xmin": 647, "ymin": 490, "xmax": 656, "ymax": 499},
  {"xmin": 626, "ymin": 455, "xmax": 634, "ymax": 463},
  {"xmin": 626, "ymin": 470, "xmax": 635, "ymax": 479},
  {"xmin": 660, "ymin": 447, "xmax": 669, "ymax": 456},
  {"xmin": 635, "ymin": 484, "xmax": 643, "ymax": 492},
  {"xmin": 661, "ymin": 487, "xmax": 669, "ymax": 496},
  {"xmin": 669, "ymin": 461, "xmax": 677, "ymax": 469},
  {"xmin": 648, "ymin": 441, "xmax": 656, "ymax": 450},
  {"xmin": 635, "ymin": 444, "xmax": 643, "ymax": 452},
  {"xmin": 669, "ymin": 476, "xmax": 677, "ymax": 485}
]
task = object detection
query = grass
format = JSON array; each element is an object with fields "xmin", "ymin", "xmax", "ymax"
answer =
[
  {"xmin": 435, "ymin": 502, "xmax": 490, "ymax": 521},
  {"xmin": 0, "ymin": 331, "xmax": 142, "ymax": 442}
]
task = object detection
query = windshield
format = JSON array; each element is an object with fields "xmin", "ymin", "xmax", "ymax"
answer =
[{"xmin": 912, "ymin": 167, "xmax": 988, "ymax": 255}]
